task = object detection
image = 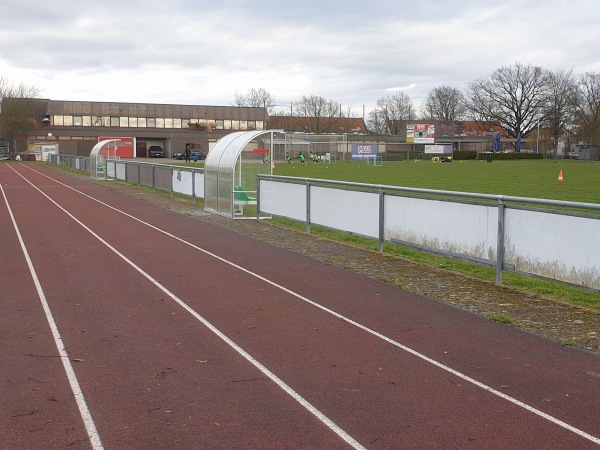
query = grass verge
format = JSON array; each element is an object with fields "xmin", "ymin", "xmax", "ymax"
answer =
[{"xmin": 488, "ymin": 314, "xmax": 513, "ymax": 324}]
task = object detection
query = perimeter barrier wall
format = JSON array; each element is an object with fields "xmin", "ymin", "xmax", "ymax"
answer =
[
  {"xmin": 49, "ymin": 155, "xmax": 205, "ymax": 201},
  {"xmin": 47, "ymin": 155, "xmax": 600, "ymax": 291},
  {"xmin": 256, "ymin": 175, "xmax": 600, "ymax": 291}
]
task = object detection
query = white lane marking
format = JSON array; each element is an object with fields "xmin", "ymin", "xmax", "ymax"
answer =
[
  {"xmin": 0, "ymin": 182, "xmax": 104, "ymax": 450},
  {"xmin": 11, "ymin": 168, "xmax": 365, "ymax": 447},
  {"xmin": 22, "ymin": 164, "xmax": 600, "ymax": 446}
]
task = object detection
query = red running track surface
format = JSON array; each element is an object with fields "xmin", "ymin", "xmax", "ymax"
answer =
[{"xmin": 1, "ymin": 163, "xmax": 599, "ymax": 449}]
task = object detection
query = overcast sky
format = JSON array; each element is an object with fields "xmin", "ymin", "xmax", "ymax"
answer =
[{"xmin": 1, "ymin": 0, "xmax": 599, "ymax": 117}]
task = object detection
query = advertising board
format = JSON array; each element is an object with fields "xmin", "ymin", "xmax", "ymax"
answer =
[
  {"xmin": 407, "ymin": 124, "xmax": 435, "ymax": 144},
  {"xmin": 424, "ymin": 144, "xmax": 452, "ymax": 154},
  {"xmin": 351, "ymin": 144, "xmax": 378, "ymax": 160}
]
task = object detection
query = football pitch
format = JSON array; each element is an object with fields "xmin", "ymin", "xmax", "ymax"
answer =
[{"xmin": 273, "ymin": 159, "xmax": 600, "ymax": 205}]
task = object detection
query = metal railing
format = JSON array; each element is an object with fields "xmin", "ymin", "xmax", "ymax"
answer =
[
  {"xmin": 257, "ymin": 174, "xmax": 600, "ymax": 291},
  {"xmin": 48, "ymin": 155, "xmax": 205, "ymax": 202}
]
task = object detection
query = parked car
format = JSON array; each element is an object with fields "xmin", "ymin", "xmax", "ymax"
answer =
[
  {"xmin": 148, "ymin": 145, "xmax": 164, "ymax": 158},
  {"xmin": 173, "ymin": 150, "xmax": 206, "ymax": 160}
]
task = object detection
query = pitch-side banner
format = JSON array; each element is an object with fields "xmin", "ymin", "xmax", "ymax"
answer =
[
  {"xmin": 407, "ymin": 124, "xmax": 435, "ymax": 144},
  {"xmin": 424, "ymin": 144, "xmax": 452, "ymax": 154},
  {"xmin": 351, "ymin": 144, "xmax": 378, "ymax": 160}
]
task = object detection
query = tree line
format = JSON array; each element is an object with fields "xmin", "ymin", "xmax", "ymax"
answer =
[
  {"xmin": 234, "ymin": 63, "xmax": 600, "ymax": 150},
  {"xmin": 3, "ymin": 63, "xmax": 600, "ymax": 151}
]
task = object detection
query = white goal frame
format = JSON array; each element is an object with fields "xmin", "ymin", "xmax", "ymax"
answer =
[{"xmin": 366, "ymin": 156, "xmax": 382, "ymax": 166}]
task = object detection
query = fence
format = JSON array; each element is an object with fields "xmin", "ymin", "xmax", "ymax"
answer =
[
  {"xmin": 48, "ymin": 155, "xmax": 205, "ymax": 202},
  {"xmin": 46, "ymin": 155, "xmax": 600, "ymax": 291},
  {"xmin": 256, "ymin": 175, "xmax": 600, "ymax": 291}
]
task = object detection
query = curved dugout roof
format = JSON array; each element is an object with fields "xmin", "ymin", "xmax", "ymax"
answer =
[
  {"xmin": 204, "ymin": 130, "xmax": 279, "ymax": 217},
  {"xmin": 89, "ymin": 139, "xmax": 120, "ymax": 179},
  {"xmin": 90, "ymin": 139, "xmax": 120, "ymax": 156}
]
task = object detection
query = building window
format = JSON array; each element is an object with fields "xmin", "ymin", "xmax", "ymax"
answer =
[
  {"xmin": 73, "ymin": 116, "xmax": 82, "ymax": 126},
  {"xmin": 256, "ymin": 121, "xmax": 264, "ymax": 130},
  {"xmin": 239, "ymin": 120, "xmax": 247, "ymax": 130},
  {"xmin": 147, "ymin": 118, "xmax": 156, "ymax": 127},
  {"xmin": 129, "ymin": 117, "xmax": 138, "ymax": 127},
  {"xmin": 138, "ymin": 117, "xmax": 147, "ymax": 127},
  {"xmin": 165, "ymin": 118, "xmax": 173, "ymax": 128},
  {"xmin": 247, "ymin": 121, "xmax": 256, "ymax": 130},
  {"xmin": 215, "ymin": 120, "xmax": 224, "ymax": 130},
  {"xmin": 102, "ymin": 117, "xmax": 111, "ymax": 127},
  {"xmin": 53, "ymin": 115, "xmax": 64, "ymax": 126},
  {"xmin": 231, "ymin": 120, "xmax": 240, "ymax": 130},
  {"xmin": 110, "ymin": 117, "xmax": 120, "ymax": 127},
  {"xmin": 63, "ymin": 116, "xmax": 73, "ymax": 126},
  {"xmin": 223, "ymin": 120, "xmax": 231, "ymax": 130},
  {"xmin": 182, "ymin": 119, "xmax": 189, "ymax": 129},
  {"xmin": 120, "ymin": 117, "xmax": 129, "ymax": 127},
  {"xmin": 82, "ymin": 116, "xmax": 92, "ymax": 126},
  {"xmin": 156, "ymin": 118, "xmax": 165, "ymax": 128}
]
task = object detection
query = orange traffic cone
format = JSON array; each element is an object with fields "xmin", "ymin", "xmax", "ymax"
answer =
[{"xmin": 558, "ymin": 170, "xmax": 564, "ymax": 182}]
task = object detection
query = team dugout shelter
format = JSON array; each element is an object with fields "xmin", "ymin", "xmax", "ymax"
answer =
[{"xmin": 204, "ymin": 130, "xmax": 282, "ymax": 218}]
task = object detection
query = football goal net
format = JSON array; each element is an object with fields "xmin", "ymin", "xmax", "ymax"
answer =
[{"xmin": 366, "ymin": 156, "xmax": 383, "ymax": 166}]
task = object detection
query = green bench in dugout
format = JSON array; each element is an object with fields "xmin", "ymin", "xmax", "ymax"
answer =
[{"xmin": 233, "ymin": 185, "xmax": 257, "ymax": 215}]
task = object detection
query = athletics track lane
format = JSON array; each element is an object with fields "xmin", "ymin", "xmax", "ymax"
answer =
[
  {"xmin": 1, "ymin": 163, "xmax": 599, "ymax": 449},
  {"xmin": 1, "ymin": 165, "xmax": 352, "ymax": 449}
]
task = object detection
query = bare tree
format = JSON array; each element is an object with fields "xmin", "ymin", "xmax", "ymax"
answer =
[
  {"xmin": 233, "ymin": 87, "xmax": 277, "ymax": 114},
  {"xmin": 293, "ymin": 94, "xmax": 342, "ymax": 134},
  {"xmin": 366, "ymin": 108, "xmax": 389, "ymax": 134},
  {"xmin": 464, "ymin": 62, "xmax": 549, "ymax": 139},
  {"xmin": 0, "ymin": 77, "xmax": 42, "ymax": 107},
  {"xmin": 573, "ymin": 72, "xmax": 600, "ymax": 147},
  {"xmin": 543, "ymin": 68, "xmax": 578, "ymax": 157},
  {"xmin": 368, "ymin": 91, "xmax": 415, "ymax": 135},
  {"xmin": 0, "ymin": 77, "xmax": 43, "ymax": 153},
  {"xmin": 420, "ymin": 85, "xmax": 467, "ymax": 123}
]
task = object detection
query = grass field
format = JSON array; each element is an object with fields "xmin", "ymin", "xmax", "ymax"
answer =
[
  {"xmin": 166, "ymin": 156, "xmax": 600, "ymax": 204},
  {"xmin": 272, "ymin": 159, "xmax": 600, "ymax": 205}
]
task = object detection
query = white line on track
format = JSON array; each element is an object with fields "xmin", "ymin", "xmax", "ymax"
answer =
[
  {"xmin": 17, "ymin": 164, "xmax": 600, "ymax": 447},
  {"xmin": 9, "ymin": 169, "xmax": 366, "ymax": 448},
  {"xmin": 0, "ymin": 182, "xmax": 104, "ymax": 450}
]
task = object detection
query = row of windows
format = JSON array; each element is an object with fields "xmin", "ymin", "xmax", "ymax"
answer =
[{"xmin": 50, "ymin": 115, "xmax": 265, "ymax": 131}]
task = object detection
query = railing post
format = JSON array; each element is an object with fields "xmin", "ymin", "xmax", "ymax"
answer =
[
  {"xmin": 496, "ymin": 198, "xmax": 506, "ymax": 286},
  {"xmin": 378, "ymin": 187, "xmax": 385, "ymax": 253},
  {"xmin": 306, "ymin": 180, "xmax": 311, "ymax": 234},
  {"xmin": 192, "ymin": 169, "xmax": 196, "ymax": 204},
  {"xmin": 152, "ymin": 165, "xmax": 155, "ymax": 192}
]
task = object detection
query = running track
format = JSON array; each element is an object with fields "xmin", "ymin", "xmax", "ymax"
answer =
[{"xmin": 1, "ymin": 162, "xmax": 599, "ymax": 449}]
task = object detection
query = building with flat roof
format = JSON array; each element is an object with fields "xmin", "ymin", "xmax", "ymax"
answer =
[{"xmin": 1, "ymin": 98, "xmax": 268, "ymax": 158}]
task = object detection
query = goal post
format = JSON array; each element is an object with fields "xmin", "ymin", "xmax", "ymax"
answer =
[{"xmin": 366, "ymin": 156, "xmax": 382, "ymax": 166}]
